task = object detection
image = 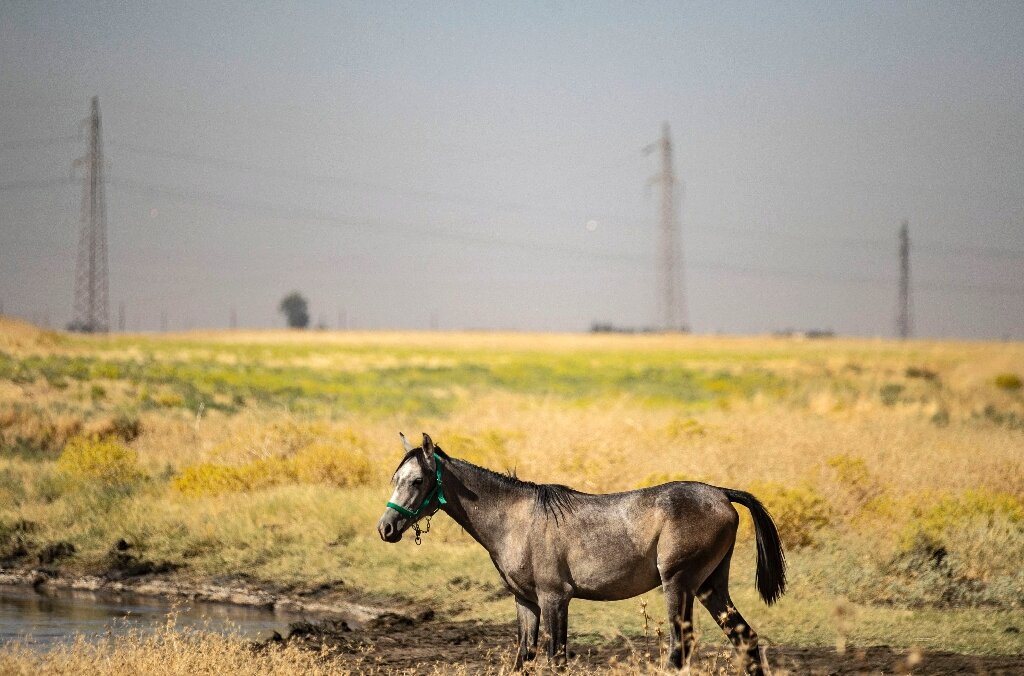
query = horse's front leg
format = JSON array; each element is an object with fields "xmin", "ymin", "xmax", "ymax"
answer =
[
  {"xmin": 514, "ymin": 596, "xmax": 540, "ymax": 670},
  {"xmin": 540, "ymin": 594, "xmax": 570, "ymax": 668}
]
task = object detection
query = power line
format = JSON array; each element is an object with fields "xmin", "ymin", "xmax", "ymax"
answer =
[
  {"xmin": 0, "ymin": 177, "xmax": 76, "ymax": 192},
  {"xmin": 713, "ymin": 225, "xmax": 1024, "ymax": 260},
  {"xmin": 105, "ymin": 176, "xmax": 651, "ymax": 265},
  {"xmin": 915, "ymin": 241, "xmax": 1024, "ymax": 260},
  {"xmin": 714, "ymin": 225, "xmax": 888, "ymax": 251},
  {"xmin": 108, "ymin": 141, "xmax": 612, "ymax": 223},
  {"xmin": 101, "ymin": 175, "xmax": 1024, "ymax": 299},
  {"xmin": 0, "ymin": 135, "xmax": 80, "ymax": 153},
  {"xmin": 104, "ymin": 140, "xmax": 1024, "ymax": 261},
  {"xmin": 5, "ymin": 131, "xmax": 1016, "ymax": 310},
  {"xmin": 2, "ymin": 169, "xmax": 1012, "ymax": 303}
]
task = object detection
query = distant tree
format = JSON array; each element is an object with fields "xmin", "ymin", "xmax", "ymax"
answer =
[{"xmin": 279, "ymin": 292, "xmax": 310, "ymax": 329}]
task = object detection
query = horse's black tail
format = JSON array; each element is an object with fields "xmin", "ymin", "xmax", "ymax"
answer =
[{"xmin": 724, "ymin": 488, "xmax": 787, "ymax": 605}]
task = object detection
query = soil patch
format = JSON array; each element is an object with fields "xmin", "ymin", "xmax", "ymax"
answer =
[{"xmin": 273, "ymin": 617, "xmax": 1024, "ymax": 675}]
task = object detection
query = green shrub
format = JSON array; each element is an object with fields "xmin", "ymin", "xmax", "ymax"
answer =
[
  {"xmin": 0, "ymin": 469, "xmax": 26, "ymax": 505},
  {"xmin": 89, "ymin": 362, "xmax": 122, "ymax": 380},
  {"xmin": 826, "ymin": 454, "xmax": 883, "ymax": 511},
  {"xmin": 663, "ymin": 417, "xmax": 707, "ymax": 438},
  {"xmin": 827, "ymin": 454, "xmax": 871, "ymax": 488},
  {"xmin": 905, "ymin": 367, "xmax": 938, "ymax": 381},
  {"xmin": 110, "ymin": 410, "xmax": 142, "ymax": 442},
  {"xmin": 994, "ymin": 373, "xmax": 1022, "ymax": 391},
  {"xmin": 0, "ymin": 519, "xmax": 35, "ymax": 562},
  {"xmin": 287, "ymin": 442, "xmax": 373, "ymax": 486},
  {"xmin": 930, "ymin": 408, "xmax": 950, "ymax": 427},
  {"xmin": 173, "ymin": 437, "xmax": 374, "ymax": 496},
  {"xmin": 746, "ymin": 481, "xmax": 831, "ymax": 549},
  {"xmin": 33, "ymin": 471, "xmax": 65, "ymax": 503},
  {"xmin": 864, "ymin": 490, "xmax": 1024, "ymax": 608},
  {"xmin": 155, "ymin": 391, "xmax": 185, "ymax": 408},
  {"xmin": 173, "ymin": 462, "xmax": 256, "ymax": 496},
  {"xmin": 0, "ymin": 404, "xmax": 82, "ymax": 458},
  {"xmin": 979, "ymin": 404, "xmax": 1024, "ymax": 431},
  {"xmin": 56, "ymin": 436, "xmax": 145, "ymax": 490},
  {"xmin": 879, "ymin": 383, "xmax": 904, "ymax": 406},
  {"xmin": 904, "ymin": 489, "xmax": 1024, "ymax": 550}
]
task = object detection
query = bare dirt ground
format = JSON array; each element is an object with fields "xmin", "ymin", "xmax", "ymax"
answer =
[{"xmin": 275, "ymin": 615, "xmax": 1024, "ymax": 675}]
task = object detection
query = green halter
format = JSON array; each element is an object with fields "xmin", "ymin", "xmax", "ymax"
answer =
[{"xmin": 386, "ymin": 453, "xmax": 447, "ymax": 519}]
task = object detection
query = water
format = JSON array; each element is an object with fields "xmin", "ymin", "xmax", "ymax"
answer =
[{"xmin": 0, "ymin": 585, "xmax": 305, "ymax": 648}]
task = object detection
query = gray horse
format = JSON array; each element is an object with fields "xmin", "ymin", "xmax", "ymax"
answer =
[{"xmin": 377, "ymin": 433, "xmax": 786, "ymax": 674}]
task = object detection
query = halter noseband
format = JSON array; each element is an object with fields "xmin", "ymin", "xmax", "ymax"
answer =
[{"xmin": 386, "ymin": 453, "xmax": 447, "ymax": 520}]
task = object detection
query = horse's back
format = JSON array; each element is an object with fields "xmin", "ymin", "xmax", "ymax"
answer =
[
  {"xmin": 654, "ymin": 481, "xmax": 739, "ymax": 526},
  {"xmin": 569, "ymin": 481, "xmax": 738, "ymax": 528}
]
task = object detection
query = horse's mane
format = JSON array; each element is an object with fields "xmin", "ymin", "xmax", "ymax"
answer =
[
  {"xmin": 396, "ymin": 446, "xmax": 581, "ymax": 523},
  {"xmin": 442, "ymin": 449, "xmax": 582, "ymax": 523}
]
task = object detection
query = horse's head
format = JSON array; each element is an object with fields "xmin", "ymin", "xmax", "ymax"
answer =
[{"xmin": 377, "ymin": 432, "xmax": 445, "ymax": 543}]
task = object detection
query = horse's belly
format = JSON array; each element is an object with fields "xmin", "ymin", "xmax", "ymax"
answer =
[{"xmin": 569, "ymin": 553, "xmax": 662, "ymax": 601}]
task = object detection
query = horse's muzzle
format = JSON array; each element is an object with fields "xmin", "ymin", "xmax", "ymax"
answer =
[{"xmin": 377, "ymin": 517, "xmax": 403, "ymax": 543}]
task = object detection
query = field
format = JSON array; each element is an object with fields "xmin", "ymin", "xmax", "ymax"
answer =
[{"xmin": 0, "ymin": 316, "xmax": 1022, "ymax": 673}]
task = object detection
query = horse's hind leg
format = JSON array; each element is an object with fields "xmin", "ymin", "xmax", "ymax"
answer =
[
  {"xmin": 662, "ymin": 575, "xmax": 695, "ymax": 670},
  {"xmin": 514, "ymin": 597, "xmax": 540, "ymax": 670},
  {"xmin": 697, "ymin": 556, "xmax": 763, "ymax": 675}
]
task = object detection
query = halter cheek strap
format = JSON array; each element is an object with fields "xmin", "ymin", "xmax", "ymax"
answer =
[{"xmin": 386, "ymin": 453, "xmax": 446, "ymax": 519}]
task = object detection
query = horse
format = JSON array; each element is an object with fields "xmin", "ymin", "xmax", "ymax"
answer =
[{"xmin": 377, "ymin": 433, "xmax": 786, "ymax": 674}]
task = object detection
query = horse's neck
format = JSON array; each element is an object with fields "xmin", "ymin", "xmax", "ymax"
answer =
[{"xmin": 441, "ymin": 460, "xmax": 526, "ymax": 553}]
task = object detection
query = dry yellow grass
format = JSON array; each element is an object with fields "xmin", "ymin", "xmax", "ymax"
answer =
[
  {"xmin": 0, "ymin": 628, "xmax": 725, "ymax": 676},
  {"xmin": 1, "ymin": 322, "xmax": 1022, "ymax": 661}
]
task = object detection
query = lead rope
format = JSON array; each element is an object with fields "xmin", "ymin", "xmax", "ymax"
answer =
[{"xmin": 413, "ymin": 515, "xmax": 432, "ymax": 545}]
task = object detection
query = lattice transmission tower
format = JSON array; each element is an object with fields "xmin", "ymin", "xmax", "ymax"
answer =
[
  {"xmin": 70, "ymin": 97, "xmax": 109, "ymax": 333},
  {"xmin": 645, "ymin": 122, "xmax": 688, "ymax": 332},
  {"xmin": 896, "ymin": 219, "xmax": 912, "ymax": 339}
]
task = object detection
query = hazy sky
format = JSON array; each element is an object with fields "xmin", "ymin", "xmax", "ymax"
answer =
[{"xmin": 2, "ymin": 2, "xmax": 1022, "ymax": 338}]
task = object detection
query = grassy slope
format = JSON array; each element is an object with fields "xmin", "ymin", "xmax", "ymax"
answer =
[{"xmin": 0, "ymin": 318, "xmax": 1022, "ymax": 655}]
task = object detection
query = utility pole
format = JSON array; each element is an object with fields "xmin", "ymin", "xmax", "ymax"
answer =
[
  {"xmin": 645, "ymin": 122, "xmax": 687, "ymax": 332},
  {"xmin": 70, "ymin": 97, "xmax": 109, "ymax": 333},
  {"xmin": 117, "ymin": 302, "xmax": 125, "ymax": 332},
  {"xmin": 897, "ymin": 219, "xmax": 912, "ymax": 339}
]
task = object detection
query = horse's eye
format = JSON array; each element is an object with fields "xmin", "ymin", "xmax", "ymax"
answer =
[{"xmin": 412, "ymin": 478, "xmax": 423, "ymax": 486}]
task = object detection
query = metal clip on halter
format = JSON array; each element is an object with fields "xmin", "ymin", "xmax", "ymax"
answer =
[{"xmin": 413, "ymin": 515, "xmax": 432, "ymax": 545}]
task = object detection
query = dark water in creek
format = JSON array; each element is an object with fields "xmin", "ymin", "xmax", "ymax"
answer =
[{"xmin": 0, "ymin": 585, "xmax": 303, "ymax": 648}]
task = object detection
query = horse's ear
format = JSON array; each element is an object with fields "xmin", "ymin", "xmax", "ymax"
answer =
[
  {"xmin": 400, "ymin": 432, "xmax": 414, "ymax": 453},
  {"xmin": 421, "ymin": 433, "xmax": 436, "ymax": 471}
]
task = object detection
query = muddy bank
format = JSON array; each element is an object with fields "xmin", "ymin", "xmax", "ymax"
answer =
[
  {"xmin": 272, "ymin": 616, "xmax": 1024, "ymax": 675},
  {"xmin": 0, "ymin": 566, "xmax": 410, "ymax": 628},
  {"xmin": 2, "ymin": 563, "xmax": 1020, "ymax": 673}
]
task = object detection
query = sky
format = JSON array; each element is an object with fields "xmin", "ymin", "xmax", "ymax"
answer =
[{"xmin": 1, "ymin": 1, "xmax": 1022, "ymax": 338}]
